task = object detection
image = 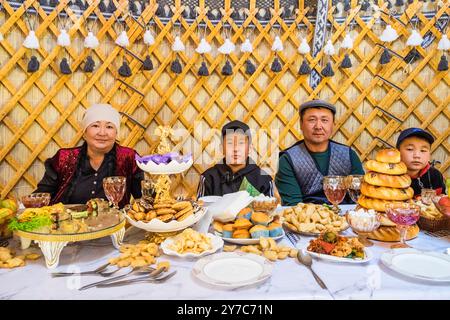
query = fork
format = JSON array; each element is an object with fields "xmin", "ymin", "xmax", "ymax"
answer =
[
  {"xmin": 96, "ymin": 270, "xmax": 177, "ymax": 288},
  {"xmin": 285, "ymin": 231, "xmax": 301, "ymax": 246},
  {"xmin": 51, "ymin": 262, "xmax": 113, "ymax": 277},
  {"xmin": 78, "ymin": 266, "xmax": 156, "ymax": 290}
]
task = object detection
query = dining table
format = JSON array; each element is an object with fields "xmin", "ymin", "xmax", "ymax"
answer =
[{"xmin": 1, "ymin": 205, "xmax": 449, "ymax": 300}]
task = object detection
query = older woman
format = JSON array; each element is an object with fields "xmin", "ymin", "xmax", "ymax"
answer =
[{"xmin": 35, "ymin": 104, "xmax": 144, "ymax": 207}]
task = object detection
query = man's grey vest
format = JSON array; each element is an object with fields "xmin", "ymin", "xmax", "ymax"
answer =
[{"xmin": 285, "ymin": 141, "xmax": 352, "ymax": 199}]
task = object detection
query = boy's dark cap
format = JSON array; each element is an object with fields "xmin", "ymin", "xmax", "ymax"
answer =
[
  {"xmin": 396, "ymin": 128, "xmax": 435, "ymax": 148},
  {"xmin": 221, "ymin": 120, "xmax": 251, "ymax": 139},
  {"xmin": 299, "ymin": 99, "xmax": 336, "ymax": 115}
]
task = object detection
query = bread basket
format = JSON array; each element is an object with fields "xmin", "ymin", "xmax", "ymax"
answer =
[{"xmin": 417, "ymin": 215, "xmax": 449, "ymax": 232}]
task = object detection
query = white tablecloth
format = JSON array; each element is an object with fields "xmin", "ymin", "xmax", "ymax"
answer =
[{"xmin": 1, "ymin": 205, "xmax": 449, "ymax": 300}]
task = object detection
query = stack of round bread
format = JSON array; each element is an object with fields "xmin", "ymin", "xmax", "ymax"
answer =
[{"xmin": 358, "ymin": 149, "xmax": 419, "ymax": 241}]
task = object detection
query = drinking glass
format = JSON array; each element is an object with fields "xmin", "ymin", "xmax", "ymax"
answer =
[
  {"xmin": 345, "ymin": 175, "xmax": 364, "ymax": 203},
  {"xmin": 323, "ymin": 176, "xmax": 347, "ymax": 214},
  {"xmin": 103, "ymin": 176, "xmax": 126, "ymax": 209},
  {"xmin": 385, "ymin": 203, "xmax": 420, "ymax": 249},
  {"xmin": 346, "ymin": 210, "xmax": 380, "ymax": 247}
]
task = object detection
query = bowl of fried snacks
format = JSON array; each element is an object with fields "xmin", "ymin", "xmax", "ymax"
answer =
[
  {"xmin": 161, "ymin": 228, "xmax": 223, "ymax": 258},
  {"xmin": 281, "ymin": 203, "xmax": 349, "ymax": 235}
]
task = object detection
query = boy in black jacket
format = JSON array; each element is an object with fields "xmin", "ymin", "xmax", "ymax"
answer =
[
  {"xmin": 397, "ymin": 128, "xmax": 446, "ymax": 197},
  {"xmin": 197, "ymin": 120, "xmax": 275, "ymax": 198}
]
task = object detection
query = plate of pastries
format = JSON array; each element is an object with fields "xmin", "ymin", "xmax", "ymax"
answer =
[
  {"xmin": 358, "ymin": 148, "xmax": 419, "ymax": 241},
  {"xmin": 281, "ymin": 203, "xmax": 349, "ymax": 235},
  {"xmin": 212, "ymin": 207, "xmax": 285, "ymax": 245},
  {"xmin": 125, "ymin": 198, "xmax": 207, "ymax": 233}
]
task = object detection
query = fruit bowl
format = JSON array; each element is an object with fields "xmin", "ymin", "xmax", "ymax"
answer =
[
  {"xmin": 432, "ymin": 195, "xmax": 450, "ymax": 218},
  {"xmin": 135, "ymin": 153, "xmax": 193, "ymax": 175}
]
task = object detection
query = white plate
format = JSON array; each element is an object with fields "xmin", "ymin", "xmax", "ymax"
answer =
[
  {"xmin": 136, "ymin": 158, "xmax": 193, "ymax": 175},
  {"xmin": 381, "ymin": 248, "xmax": 450, "ymax": 282},
  {"xmin": 306, "ymin": 247, "xmax": 372, "ymax": 264},
  {"xmin": 192, "ymin": 252, "xmax": 273, "ymax": 289},
  {"xmin": 214, "ymin": 230, "xmax": 285, "ymax": 245},
  {"xmin": 125, "ymin": 206, "xmax": 207, "ymax": 233},
  {"xmin": 161, "ymin": 233, "xmax": 224, "ymax": 258}
]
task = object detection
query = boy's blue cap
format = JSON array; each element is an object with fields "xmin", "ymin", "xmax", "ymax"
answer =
[{"xmin": 396, "ymin": 128, "xmax": 434, "ymax": 148}]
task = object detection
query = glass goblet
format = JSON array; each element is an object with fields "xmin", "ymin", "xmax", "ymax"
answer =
[
  {"xmin": 323, "ymin": 175, "xmax": 347, "ymax": 214},
  {"xmin": 103, "ymin": 176, "xmax": 126, "ymax": 209},
  {"xmin": 345, "ymin": 175, "xmax": 364, "ymax": 203},
  {"xmin": 385, "ymin": 203, "xmax": 420, "ymax": 249},
  {"xmin": 346, "ymin": 209, "xmax": 380, "ymax": 247}
]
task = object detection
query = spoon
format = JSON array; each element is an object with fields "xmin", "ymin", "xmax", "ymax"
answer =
[{"xmin": 297, "ymin": 250, "xmax": 328, "ymax": 290}]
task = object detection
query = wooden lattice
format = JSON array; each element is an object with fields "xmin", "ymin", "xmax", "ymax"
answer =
[{"xmin": 0, "ymin": 0, "xmax": 448, "ymax": 200}]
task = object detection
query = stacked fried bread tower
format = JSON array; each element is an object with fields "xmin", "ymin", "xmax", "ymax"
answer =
[{"xmin": 358, "ymin": 149, "xmax": 419, "ymax": 241}]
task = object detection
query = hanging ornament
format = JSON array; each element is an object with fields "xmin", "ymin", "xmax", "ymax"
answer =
[
  {"xmin": 324, "ymin": 39, "xmax": 336, "ymax": 56},
  {"xmin": 143, "ymin": 29, "xmax": 155, "ymax": 46},
  {"xmin": 271, "ymin": 35, "xmax": 284, "ymax": 52},
  {"xmin": 198, "ymin": 61, "xmax": 209, "ymax": 76},
  {"xmin": 404, "ymin": 48, "xmax": 422, "ymax": 64},
  {"xmin": 270, "ymin": 35, "xmax": 283, "ymax": 73},
  {"xmin": 0, "ymin": 32, "xmax": 3, "ymax": 42},
  {"xmin": 271, "ymin": 57, "xmax": 282, "ymax": 72},
  {"xmin": 59, "ymin": 57, "xmax": 72, "ymax": 74},
  {"xmin": 437, "ymin": 34, "xmax": 450, "ymax": 51},
  {"xmin": 298, "ymin": 59, "xmax": 311, "ymax": 75},
  {"xmin": 142, "ymin": 55, "xmax": 153, "ymax": 71},
  {"xmin": 195, "ymin": 38, "xmax": 212, "ymax": 54},
  {"xmin": 218, "ymin": 38, "xmax": 235, "ymax": 55},
  {"xmin": 27, "ymin": 55, "xmax": 40, "ymax": 73},
  {"xmin": 23, "ymin": 30, "xmax": 40, "ymax": 49},
  {"xmin": 57, "ymin": 29, "xmax": 71, "ymax": 47},
  {"xmin": 437, "ymin": 53, "xmax": 448, "ymax": 71},
  {"xmin": 171, "ymin": 34, "xmax": 185, "ymax": 75},
  {"xmin": 379, "ymin": 24, "xmax": 399, "ymax": 42},
  {"xmin": 406, "ymin": 29, "xmax": 424, "ymax": 47},
  {"xmin": 361, "ymin": 1, "xmax": 371, "ymax": 11},
  {"xmin": 115, "ymin": 30, "xmax": 129, "ymax": 47},
  {"xmin": 83, "ymin": 55, "xmax": 95, "ymax": 73},
  {"xmin": 245, "ymin": 59, "xmax": 256, "ymax": 75},
  {"xmin": 221, "ymin": 60, "xmax": 233, "ymax": 76},
  {"xmin": 297, "ymin": 38, "xmax": 310, "ymax": 55},
  {"xmin": 172, "ymin": 36, "xmax": 185, "ymax": 52},
  {"xmin": 379, "ymin": 48, "xmax": 392, "ymax": 64},
  {"xmin": 340, "ymin": 54, "xmax": 352, "ymax": 68},
  {"xmin": 98, "ymin": 0, "xmax": 107, "ymax": 12},
  {"xmin": 241, "ymin": 38, "xmax": 253, "ymax": 53},
  {"xmin": 321, "ymin": 62, "xmax": 335, "ymax": 77},
  {"xmin": 341, "ymin": 34, "xmax": 354, "ymax": 49},
  {"xmin": 84, "ymin": 31, "xmax": 99, "ymax": 49},
  {"xmin": 107, "ymin": 0, "xmax": 116, "ymax": 13},
  {"xmin": 171, "ymin": 58, "xmax": 182, "ymax": 74},
  {"xmin": 118, "ymin": 59, "xmax": 132, "ymax": 77}
]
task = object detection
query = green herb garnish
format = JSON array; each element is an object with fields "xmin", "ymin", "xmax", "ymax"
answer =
[{"xmin": 8, "ymin": 215, "xmax": 53, "ymax": 232}]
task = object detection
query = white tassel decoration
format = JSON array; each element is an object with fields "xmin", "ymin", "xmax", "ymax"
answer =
[
  {"xmin": 241, "ymin": 38, "xmax": 253, "ymax": 53},
  {"xmin": 324, "ymin": 39, "xmax": 335, "ymax": 55},
  {"xmin": 172, "ymin": 36, "xmax": 185, "ymax": 52},
  {"xmin": 195, "ymin": 38, "xmax": 212, "ymax": 54},
  {"xmin": 379, "ymin": 25, "xmax": 399, "ymax": 42},
  {"xmin": 438, "ymin": 34, "xmax": 450, "ymax": 51},
  {"xmin": 341, "ymin": 34, "xmax": 354, "ymax": 49},
  {"xmin": 115, "ymin": 30, "xmax": 129, "ymax": 47},
  {"xmin": 218, "ymin": 38, "xmax": 235, "ymax": 55},
  {"xmin": 406, "ymin": 30, "xmax": 423, "ymax": 47},
  {"xmin": 143, "ymin": 29, "xmax": 155, "ymax": 46},
  {"xmin": 57, "ymin": 29, "xmax": 71, "ymax": 47},
  {"xmin": 23, "ymin": 30, "xmax": 40, "ymax": 49},
  {"xmin": 0, "ymin": 32, "xmax": 3, "ymax": 42},
  {"xmin": 297, "ymin": 38, "xmax": 310, "ymax": 55},
  {"xmin": 271, "ymin": 36, "xmax": 284, "ymax": 52},
  {"xmin": 84, "ymin": 31, "xmax": 99, "ymax": 49}
]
